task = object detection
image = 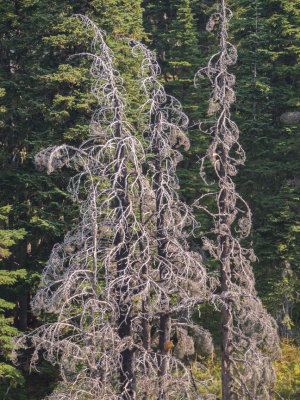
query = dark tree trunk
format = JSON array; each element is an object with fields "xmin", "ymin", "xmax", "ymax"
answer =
[
  {"xmin": 219, "ymin": 129, "xmax": 234, "ymax": 400},
  {"xmin": 220, "ymin": 251, "xmax": 234, "ymax": 400},
  {"xmin": 155, "ymin": 130, "xmax": 170, "ymax": 400},
  {"xmin": 18, "ymin": 294, "xmax": 28, "ymax": 332},
  {"xmin": 114, "ymin": 98, "xmax": 136, "ymax": 399},
  {"xmin": 136, "ymin": 177, "xmax": 151, "ymax": 400},
  {"xmin": 219, "ymin": 167, "xmax": 234, "ymax": 399},
  {"xmin": 141, "ymin": 296, "xmax": 151, "ymax": 400},
  {"xmin": 16, "ymin": 241, "xmax": 30, "ymax": 331}
]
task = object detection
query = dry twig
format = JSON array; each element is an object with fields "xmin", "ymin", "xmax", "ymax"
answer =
[{"xmin": 194, "ymin": 1, "xmax": 280, "ymax": 399}]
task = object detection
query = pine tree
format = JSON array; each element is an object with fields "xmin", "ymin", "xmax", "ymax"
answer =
[{"xmin": 0, "ymin": 205, "xmax": 26, "ymax": 394}]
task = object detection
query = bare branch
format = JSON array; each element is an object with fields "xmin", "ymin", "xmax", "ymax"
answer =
[
  {"xmin": 15, "ymin": 16, "xmax": 217, "ymax": 400},
  {"xmin": 195, "ymin": 1, "xmax": 280, "ymax": 399}
]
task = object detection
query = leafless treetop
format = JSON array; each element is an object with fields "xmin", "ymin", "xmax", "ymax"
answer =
[
  {"xmin": 15, "ymin": 16, "xmax": 216, "ymax": 400},
  {"xmin": 194, "ymin": 1, "xmax": 280, "ymax": 398}
]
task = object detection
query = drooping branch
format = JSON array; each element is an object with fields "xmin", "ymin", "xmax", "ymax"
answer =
[
  {"xmin": 131, "ymin": 40, "xmax": 217, "ymax": 399},
  {"xmin": 195, "ymin": 1, "xmax": 280, "ymax": 399},
  {"xmin": 15, "ymin": 16, "xmax": 217, "ymax": 400},
  {"xmin": 15, "ymin": 15, "xmax": 149, "ymax": 399}
]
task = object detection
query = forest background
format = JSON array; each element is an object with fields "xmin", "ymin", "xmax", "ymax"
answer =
[{"xmin": 0, "ymin": 0, "xmax": 299, "ymax": 398}]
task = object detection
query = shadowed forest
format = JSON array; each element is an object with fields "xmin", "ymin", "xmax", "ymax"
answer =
[{"xmin": 0, "ymin": 0, "xmax": 299, "ymax": 399}]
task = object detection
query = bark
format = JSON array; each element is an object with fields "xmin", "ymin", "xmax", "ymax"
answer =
[
  {"xmin": 141, "ymin": 295, "xmax": 151, "ymax": 400},
  {"xmin": 155, "ymin": 129, "xmax": 170, "ymax": 400},
  {"xmin": 139, "ymin": 187, "xmax": 151, "ymax": 400},
  {"xmin": 17, "ymin": 241, "xmax": 30, "ymax": 331},
  {"xmin": 220, "ymin": 238, "xmax": 234, "ymax": 399},
  {"xmin": 114, "ymin": 95, "xmax": 136, "ymax": 399},
  {"xmin": 219, "ymin": 3, "xmax": 234, "ymax": 397},
  {"xmin": 219, "ymin": 94, "xmax": 234, "ymax": 400}
]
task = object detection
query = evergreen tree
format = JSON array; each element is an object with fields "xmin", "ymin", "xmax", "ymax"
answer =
[{"xmin": 0, "ymin": 205, "xmax": 26, "ymax": 394}]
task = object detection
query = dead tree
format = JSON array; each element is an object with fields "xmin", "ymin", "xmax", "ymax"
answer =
[
  {"xmin": 131, "ymin": 40, "xmax": 216, "ymax": 400},
  {"xmin": 130, "ymin": 40, "xmax": 217, "ymax": 400},
  {"xmin": 21, "ymin": 15, "xmax": 145, "ymax": 399},
  {"xmin": 14, "ymin": 17, "xmax": 215, "ymax": 400},
  {"xmin": 195, "ymin": 1, "xmax": 280, "ymax": 399}
]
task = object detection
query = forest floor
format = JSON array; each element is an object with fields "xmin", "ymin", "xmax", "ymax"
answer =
[{"xmin": 193, "ymin": 339, "xmax": 300, "ymax": 399}]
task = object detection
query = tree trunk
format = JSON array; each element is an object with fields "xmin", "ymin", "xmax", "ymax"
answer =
[
  {"xmin": 17, "ymin": 241, "xmax": 30, "ymax": 331},
  {"xmin": 220, "ymin": 252, "xmax": 234, "ymax": 399},
  {"xmin": 219, "ymin": 1, "xmax": 235, "ymax": 397},
  {"xmin": 219, "ymin": 137, "xmax": 234, "ymax": 400},
  {"xmin": 114, "ymin": 97, "xmax": 136, "ymax": 399},
  {"xmin": 155, "ymin": 133, "xmax": 170, "ymax": 400},
  {"xmin": 18, "ymin": 294, "xmax": 28, "ymax": 332},
  {"xmin": 158, "ymin": 312, "xmax": 171, "ymax": 399}
]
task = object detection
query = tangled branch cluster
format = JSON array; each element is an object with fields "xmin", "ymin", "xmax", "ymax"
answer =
[
  {"xmin": 194, "ymin": 1, "xmax": 280, "ymax": 399},
  {"xmin": 15, "ymin": 16, "xmax": 216, "ymax": 400}
]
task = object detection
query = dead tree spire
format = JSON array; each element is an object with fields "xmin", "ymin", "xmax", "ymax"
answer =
[{"xmin": 195, "ymin": 1, "xmax": 280, "ymax": 399}]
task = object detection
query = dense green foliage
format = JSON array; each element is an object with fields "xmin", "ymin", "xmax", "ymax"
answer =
[
  {"xmin": 0, "ymin": 0, "xmax": 299, "ymax": 398},
  {"xmin": 228, "ymin": 0, "xmax": 300, "ymax": 336},
  {"xmin": 0, "ymin": 205, "xmax": 26, "ymax": 394}
]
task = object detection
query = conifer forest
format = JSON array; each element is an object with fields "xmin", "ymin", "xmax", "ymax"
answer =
[{"xmin": 0, "ymin": 0, "xmax": 299, "ymax": 399}]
